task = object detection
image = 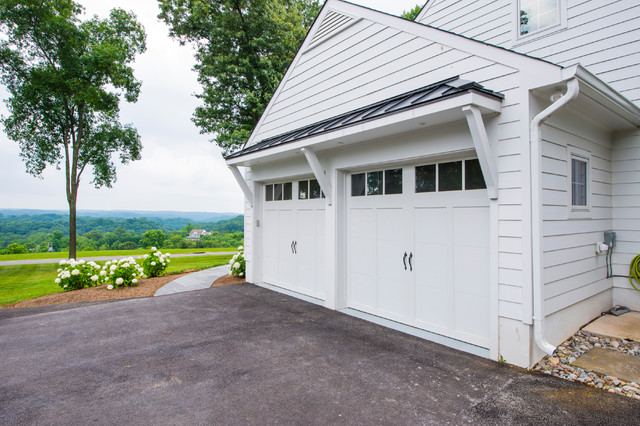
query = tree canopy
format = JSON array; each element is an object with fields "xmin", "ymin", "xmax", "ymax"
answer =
[
  {"xmin": 0, "ymin": 0, "xmax": 147, "ymax": 258},
  {"xmin": 401, "ymin": 4, "xmax": 423, "ymax": 21},
  {"xmin": 158, "ymin": 0, "xmax": 320, "ymax": 154}
]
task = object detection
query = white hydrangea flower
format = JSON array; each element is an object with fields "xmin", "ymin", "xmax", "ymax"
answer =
[
  {"xmin": 55, "ymin": 278, "xmax": 61, "ymax": 284},
  {"xmin": 69, "ymin": 258, "xmax": 75, "ymax": 262},
  {"xmin": 151, "ymin": 261, "xmax": 156, "ymax": 266},
  {"xmin": 63, "ymin": 284, "xmax": 68, "ymax": 288},
  {"xmin": 233, "ymin": 262, "xmax": 240, "ymax": 269},
  {"xmin": 115, "ymin": 278, "xmax": 124, "ymax": 285},
  {"xmin": 151, "ymin": 247, "xmax": 157, "ymax": 251},
  {"xmin": 71, "ymin": 269, "xmax": 80, "ymax": 276},
  {"xmin": 91, "ymin": 275, "xmax": 99, "ymax": 281},
  {"xmin": 238, "ymin": 246, "xmax": 244, "ymax": 251},
  {"xmin": 166, "ymin": 259, "xmax": 170, "ymax": 263},
  {"xmin": 143, "ymin": 254, "xmax": 149, "ymax": 258},
  {"xmin": 110, "ymin": 265, "xmax": 117, "ymax": 272},
  {"xmin": 100, "ymin": 270, "xmax": 107, "ymax": 276},
  {"xmin": 132, "ymin": 278, "xmax": 138, "ymax": 284},
  {"xmin": 239, "ymin": 272, "xmax": 244, "ymax": 277},
  {"xmin": 78, "ymin": 260, "xmax": 85, "ymax": 264},
  {"xmin": 107, "ymin": 284, "xmax": 114, "ymax": 290},
  {"xmin": 59, "ymin": 260, "xmax": 66, "ymax": 265},
  {"xmin": 229, "ymin": 259, "xmax": 234, "ymax": 265}
]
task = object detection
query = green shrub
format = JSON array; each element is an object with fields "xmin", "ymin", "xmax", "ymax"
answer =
[
  {"xmin": 102, "ymin": 257, "xmax": 145, "ymax": 289},
  {"xmin": 142, "ymin": 247, "xmax": 171, "ymax": 277},
  {"xmin": 55, "ymin": 259, "xmax": 102, "ymax": 291},
  {"xmin": 118, "ymin": 241, "xmax": 137, "ymax": 250},
  {"xmin": 1, "ymin": 243, "xmax": 29, "ymax": 255},
  {"xmin": 229, "ymin": 246, "xmax": 245, "ymax": 277}
]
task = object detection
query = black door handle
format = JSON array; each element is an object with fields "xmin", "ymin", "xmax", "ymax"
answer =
[
  {"xmin": 291, "ymin": 241, "xmax": 294, "ymax": 254},
  {"xmin": 409, "ymin": 252, "xmax": 413, "ymax": 271},
  {"xmin": 293, "ymin": 241, "xmax": 297, "ymax": 254},
  {"xmin": 403, "ymin": 252, "xmax": 407, "ymax": 270}
]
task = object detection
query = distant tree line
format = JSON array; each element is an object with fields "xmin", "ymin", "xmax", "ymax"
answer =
[{"xmin": 0, "ymin": 214, "xmax": 243, "ymax": 253}]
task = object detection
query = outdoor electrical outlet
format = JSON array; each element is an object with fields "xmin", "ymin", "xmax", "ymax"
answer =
[
  {"xmin": 604, "ymin": 231, "xmax": 616, "ymax": 248},
  {"xmin": 596, "ymin": 242, "xmax": 609, "ymax": 254}
]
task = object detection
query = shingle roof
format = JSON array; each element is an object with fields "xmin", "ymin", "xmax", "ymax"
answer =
[{"xmin": 225, "ymin": 76, "xmax": 504, "ymax": 160}]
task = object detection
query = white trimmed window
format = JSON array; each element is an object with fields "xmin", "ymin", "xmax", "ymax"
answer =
[
  {"xmin": 567, "ymin": 147, "xmax": 591, "ymax": 214},
  {"xmin": 519, "ymin": 0, "xmax": 560, "ymax": 36}
]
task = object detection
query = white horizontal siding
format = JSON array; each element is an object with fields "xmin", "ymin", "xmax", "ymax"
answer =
[
  {"xmin": 539, "ymin": 113, "xmax": 614, "ymax": 315},
  {"xmin": 250, "ymin": 15, "xmax": 518, "ymax": 144},
  {"xmin": 419, "ymin": 1, "xmax": 640, "ymax": 107},
  {"xmin": 612, "ymin": 130, "xmax": 640, "ymax": 308}
]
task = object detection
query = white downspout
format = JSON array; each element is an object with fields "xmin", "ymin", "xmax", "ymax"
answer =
[{"xmin": 530, "ymin": 78, "xmax": 579, "ymax": 356}]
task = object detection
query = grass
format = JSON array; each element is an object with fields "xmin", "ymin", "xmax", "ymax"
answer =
[
  {"xmin": 0, "ymin": 247, "xmax": 237, "ymax": 262},
  {"xmin": 0, "ymin": 254, "xmax": 233, "ymax": 307}
]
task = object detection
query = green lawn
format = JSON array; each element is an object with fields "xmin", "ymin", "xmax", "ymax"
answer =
[
  {"xmin": 0, "ymin": 254, "xmax": 233, "ymax": 307},
  {"xmin": 0, "ymin": 247, "xmax": 237, "ymax": 262}
]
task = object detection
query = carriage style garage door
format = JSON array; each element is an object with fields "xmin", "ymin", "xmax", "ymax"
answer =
[
  {"xmin": 261, "ymin": 179, "xmax": 326, "ymax": 300},
  {"xmin": 347, "ymin": 159, "xmax": 490, "ymax": 349}
]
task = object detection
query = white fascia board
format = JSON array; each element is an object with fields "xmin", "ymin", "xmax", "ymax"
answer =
[
  {"xmin": 330, "ymin": 0, "xmax": 562, "ymax": 79},
  {"xmin": 414, "ymin": 1, "xmax": 433, "ymax": 23},
  {"xmin": 225, "ymin": 92, "xmax": 502, "ymax": 167},
  {"xmin": 562, "ymin": 64, "xmax": 640, "ymax": 127}
]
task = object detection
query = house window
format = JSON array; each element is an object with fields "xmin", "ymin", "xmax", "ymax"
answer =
[
  {"xmin": 351, "ymin": 169, "xmax": 403, "ymax": 197},
  {"xmin": 519, "ymin": 0, "xmax": 559, "ymax": 36},
  {"xmin": 265, "ymin": 182, "xmax": 292, "ymax": 201},
  {"xmin": 571, "ymin": 157, "xmax": 588, "ymax": 207}
]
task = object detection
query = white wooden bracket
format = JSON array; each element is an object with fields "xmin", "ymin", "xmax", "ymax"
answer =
[
  {"xmin": 301, "ymin": 147, "xmax": 333, "ymax": 205},
  {"xmin": 228, "ymin": 165, "xmax": 254, "ymax": 207},
  {"xmin": 463, "ymin": 105, "xmax": 498, "ymax": 200}
]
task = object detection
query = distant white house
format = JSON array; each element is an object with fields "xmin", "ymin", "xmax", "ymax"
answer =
[
  {"xmin": 186, "ymin": 229, "xmax": 211, "ymax": 242},
  {"xmin": 226, "ymin": 0, "xmax": 640, "ymax": 368}
]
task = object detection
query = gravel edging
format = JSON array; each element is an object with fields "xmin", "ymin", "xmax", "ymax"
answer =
[{"xmin": 534, "ymin": 329, "xmax": 640, "ymax": 400}]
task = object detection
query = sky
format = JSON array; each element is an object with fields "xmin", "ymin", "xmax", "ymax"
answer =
[{"xmin": 0, "ymin": 0, "xmax": 423, "ymax": 214}]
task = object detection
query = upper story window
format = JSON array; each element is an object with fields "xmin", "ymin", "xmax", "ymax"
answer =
[{"xmin": 519, "ymin": 0, "xmax": 559, "ymax": 36}]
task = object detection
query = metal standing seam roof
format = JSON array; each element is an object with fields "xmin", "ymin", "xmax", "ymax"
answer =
[{"xmin": 225, "ymin": 76, "xmax": 504, "ymax": 160}]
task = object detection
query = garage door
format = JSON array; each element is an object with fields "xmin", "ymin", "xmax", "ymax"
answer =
[
  {"xmin": 262, "ymin": 179, "xmax": 325, "ymax": 300},
  {"xmin": 348, "ymin": 159, "xmax": 490, "ymax": 348}
]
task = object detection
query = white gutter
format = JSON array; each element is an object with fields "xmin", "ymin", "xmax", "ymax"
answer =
[{"xmin": 530, "ymin": 78, "xmax": 579, "ymax": 356}]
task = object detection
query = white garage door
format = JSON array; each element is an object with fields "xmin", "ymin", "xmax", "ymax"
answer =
[
  {"xmin": 262, "ymin": 179, "xmax": 325, "ymax": 300},
  {"xmin": 348, "ymin": 159, "xmax": 490, "ymax": 348}
]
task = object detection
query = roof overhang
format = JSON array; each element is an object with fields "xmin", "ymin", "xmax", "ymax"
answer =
[
  {"xmin": 531, "ymin": 65, "xmax": 640, "ymax": 131},
  {"xmin": 226, "ymin": 91, "xmax": 502, "ymax": 167}
]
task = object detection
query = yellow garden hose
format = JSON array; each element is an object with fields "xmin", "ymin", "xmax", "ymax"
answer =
[{"xmin": 630, "ymin": 254, "xmax": 640, "ymax": 291}]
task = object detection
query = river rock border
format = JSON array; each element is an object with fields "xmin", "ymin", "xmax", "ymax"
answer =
[{"xmin": 533, "ymin": 329, "xmax": 640, "ymax": 400}]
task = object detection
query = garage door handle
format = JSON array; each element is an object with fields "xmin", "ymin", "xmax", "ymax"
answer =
[
  {"xmin": 403, "ymin": 252, "xmax": 407, "ymax": 270},
  {"xmin": 291, "ymin": 241, "xmax": 295, "ymax": 254},
  {"xmin": 409, "ymin": 252, "xmax": 413, "ymax": 271},
  {"xmin": 293, "ymin": 241, "xmax": 297, "ymax": 254}
]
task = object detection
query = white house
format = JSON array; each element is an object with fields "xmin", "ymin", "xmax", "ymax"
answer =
[{"xmin": 225, "ymin": 0, "xmax": 640, "ymax": 368}]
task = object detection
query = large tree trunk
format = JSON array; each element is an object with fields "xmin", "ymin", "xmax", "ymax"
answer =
[{"xmin": 68, "ymin": 188, "xmax": 78, "ymax": 260}]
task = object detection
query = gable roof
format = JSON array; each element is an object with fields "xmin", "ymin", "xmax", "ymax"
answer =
[
  {"xmin": 226, "ymin": 76, "xmax": 503, "ymax": 160},
  {"xmin": 241, "ymin": 0, "xmax": 562, "ymax": 151}
]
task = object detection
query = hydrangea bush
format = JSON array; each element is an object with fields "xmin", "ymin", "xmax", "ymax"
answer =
[
  {"xmin": 103, "ymin": 257, "xmax": 145, "ymax": 289},
  {"xmin": 229, "ymin": 246, "xmax": 245, "ymax": 277},
  {"xmin": 142, "ymin": 247, "xmax": 171, "ymax": 277},
  {"xmin": 56, "ymin": 259, "xmax": 103, "ymax": 291}
]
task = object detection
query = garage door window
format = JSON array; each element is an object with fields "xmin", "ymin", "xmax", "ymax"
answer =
[
  {"xmin": 351, "ymin": 169, "xmax": 403, "ymax": 196},
  {"xmin": 298, "ymin": 179, "xmax": 324, "ymax": 199},
  {"xmin": 265, "ymin": 182, "xmax": 293, "ymax": 201},
  {"xmin": 416, "ymin": 159, "xmax": 486, "ymax": 193}
]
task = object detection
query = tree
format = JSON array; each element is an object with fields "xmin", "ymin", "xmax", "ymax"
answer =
[
  {"xmin": 140, "ymin": 229, "xmax": 167, "ymax": 248},
  {"xmin": 0, "ymin": 0, "xmax": 147, "ymax": 259},
  {"xmin": 401, "ymin": 5, "xmax": 422, "ymax": 21},
  {"xmin": 0, "ymin": 242, "xmax": 28, "ymax": 254},
  {"xmin": 158, "ymin": 0, "xmax": 320, "ymax": 154}
]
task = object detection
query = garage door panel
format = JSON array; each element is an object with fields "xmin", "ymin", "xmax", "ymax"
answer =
[
  {"xmin": 454, "ymin": 246, "xmax": 490, "ymax": 297},
  {"xmin": 414, "ymin": 207, "xmax": 448, "ymax": 244},
  {"xmin": 415, "ymin": 285, "xmax": 449, "ymax": 332},
  {"xmin": 454, "ymin": 292, "xmax": 490, "ymax": 345},
  {"xmin": 453, "ymin": 207, "xmax": 489, "ymax": 247}
]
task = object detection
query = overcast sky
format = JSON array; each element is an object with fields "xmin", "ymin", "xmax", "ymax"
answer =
[{"xmin": 0, "ymin": 0, "xmax": 423, "ymax": 214}]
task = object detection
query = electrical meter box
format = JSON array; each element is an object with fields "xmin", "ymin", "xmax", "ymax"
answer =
[{"xmin": 604, "ymin": 231, "xmax": 616, "ymax": 248}]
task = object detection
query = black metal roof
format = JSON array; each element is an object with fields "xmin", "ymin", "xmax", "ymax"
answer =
[{"xmin": 226, "ymin": 76, "xmax": 504, "ymax": 160}]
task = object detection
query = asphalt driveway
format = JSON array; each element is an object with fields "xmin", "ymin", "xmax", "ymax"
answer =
[{"xmin": 1, "ymin": 284, "xmax": 638, "ymax": 425}]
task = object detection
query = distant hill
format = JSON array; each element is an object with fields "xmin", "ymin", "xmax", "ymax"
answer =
[{"xmin": 0, "ymin": 209, "xmax": 240, "ymax": 223}]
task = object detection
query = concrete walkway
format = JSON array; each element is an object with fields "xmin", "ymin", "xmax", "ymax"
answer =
[{"xmin": 154, "ymin": 264, "xmax": 230, "ymax": 296}]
